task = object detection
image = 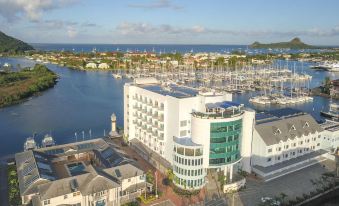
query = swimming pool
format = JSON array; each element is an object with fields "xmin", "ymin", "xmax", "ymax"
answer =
[{"xmin": 67, "ymin": 162, "xmax": 86, "ymax": 176}]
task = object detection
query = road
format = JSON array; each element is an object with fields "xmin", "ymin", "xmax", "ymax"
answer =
[{"xmin": 0, "ymin": 160, "xmax": 9, "ymax": 206}]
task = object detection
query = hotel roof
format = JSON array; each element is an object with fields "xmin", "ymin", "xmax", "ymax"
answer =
[
  {"xmin": 255, "ymin": 113, "xmax": 323, "ymax": 146},
  {"xmin": 205, "ymin": 101, "xmax": 241, "ymax": 110},
  {"xmin": 15, "ymin": 138, "xmax": 141, "ymax": 199},
  {"xmin": 256, "ymin": 108, "xmax": 305, "ymax": 125},
  {"xmin": 139, "ymin": 84, "xmax": 199, "ymax": 98}
]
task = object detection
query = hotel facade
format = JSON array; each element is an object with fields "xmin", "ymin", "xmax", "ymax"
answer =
[{"xmin": 124, "ymin": 78, "xmax": 255, "ymax": 190}]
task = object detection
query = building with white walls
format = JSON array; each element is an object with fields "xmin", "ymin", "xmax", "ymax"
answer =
[
  {"xmin": 15, "ymin": 138, "xmax": 147, "ymax": 206},
  {"xmin": 251, "ymin": 109, "xmax": 326, "ymax": 181},
  {"xmin": 321, "ymin": 120, "xmax": 339, "ymax": 151},
  {"xmin": 124, "ymin": 78, "xmax": 255, "ymax": 190}
]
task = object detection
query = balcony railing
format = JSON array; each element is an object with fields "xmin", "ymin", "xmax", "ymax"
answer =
[{"xmin": 192, "ymin": 110, "xmax": 243, "ymax": 119}]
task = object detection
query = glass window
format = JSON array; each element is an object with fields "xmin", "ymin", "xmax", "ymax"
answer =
[
  {"xmin": 180, "ymin": 130, "xmax": 187, "ymax": 137},
  {"xmin": 180, "ymin": 120, "xmax": 187, "ymax": 127}
]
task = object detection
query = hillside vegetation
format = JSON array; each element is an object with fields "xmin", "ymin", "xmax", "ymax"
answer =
[
  {"xmin": 0, "ymin": 64, "xmax": 57, "ymax": 107},
  {"xmin": 0, "ymin": 31, "xmax": 34, "ymax": 53},
  {"xmin": 250, "ymin": 38, "xmax": 315, "ymax": 49}
]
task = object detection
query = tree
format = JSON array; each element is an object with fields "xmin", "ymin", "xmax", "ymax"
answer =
[
  {"xmin": 323, "ymin": 76, "xmax": 331, "ymax": 94},
  {"xmin": 146, "ymin": 170, "xmax": 154, "ymax": 184}
]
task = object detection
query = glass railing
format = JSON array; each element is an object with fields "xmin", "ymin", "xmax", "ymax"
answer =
[{"xmin": 192, "ymin": 110, "xmax": 243, "ymax": 119}]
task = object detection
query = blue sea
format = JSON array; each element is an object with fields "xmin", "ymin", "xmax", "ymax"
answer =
[{"xmin": 30, "ymin": 43, "xmax": 331, "ymax": 54}]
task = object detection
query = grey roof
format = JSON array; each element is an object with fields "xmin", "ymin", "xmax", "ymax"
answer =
[
  {"xmin": 104, "ymin": 163, "xmax": 144, "ymax": 181},
  {"xmin": 36, "ymin": 166, "xmax": 121, "ymax": 200},
  {"xmin": 173, "ymin": 136, "xmax": 202, "ymax": 147},
  {"xmin": 15, "ymin": 138, "xmax": 145, "ymax": 201},
  {"xmin": 255, "ymin": 114, "xmax": 323, "ymax": 146},
  {"xmin": 15, "ymin": 150, "xmax": 56, "ymax": 196}
]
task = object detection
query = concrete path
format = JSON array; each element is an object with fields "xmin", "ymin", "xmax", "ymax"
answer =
[{"xmin": 0, "ymin": 162, "xmax": 9, "ymax": 206}]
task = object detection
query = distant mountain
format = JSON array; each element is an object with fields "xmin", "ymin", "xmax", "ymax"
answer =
[
  {"xmin": 0, "ymin": 31, "xmax": 34, "ymax": 53},
  {"xmin": 250, "ymin": 38, "xmax": 315, "ymax": 49}
]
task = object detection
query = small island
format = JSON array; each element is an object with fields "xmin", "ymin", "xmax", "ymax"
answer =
[
  {"xmin": 250, "ymin": 37, "xmax": 315, "ymax": 49},
  {"xmin": 0, "ymin": 64, "xmax": 58, "ymax": 107}
]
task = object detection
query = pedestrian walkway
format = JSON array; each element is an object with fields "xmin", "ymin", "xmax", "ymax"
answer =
[{"xmin": 0, "ymin": 163, "xmax": 9, "ymax": 206}]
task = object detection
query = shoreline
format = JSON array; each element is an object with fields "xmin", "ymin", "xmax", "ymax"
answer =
[{"xmin": 0, "ymin": 65, "xmax": 59, "ymax": 108}]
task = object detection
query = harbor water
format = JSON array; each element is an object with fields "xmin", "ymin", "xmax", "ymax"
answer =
[{"xmin": 0, "ymin": 57, "xmax": 338, "ymax": 157}]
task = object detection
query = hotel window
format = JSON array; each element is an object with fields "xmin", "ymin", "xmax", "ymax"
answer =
[
  {"xmin": 284, "ymin": 154, "xmax": 288, "ymax": 158},
  {"xmin": 64, "ymin": 195, "xmax": 68, "ymax": 199},
  {"xmin": 180, "ymin": 120, "xmax": 187, "ymax": 127},
  {"xmin": 292, "ymin": 143, "xmax": 296, "ymax": 147},
  {"xmin": 317, "ymin": 143, "xmax": 320, "ymax": 146},
  {"xmin": 267, "ymin": 158, "xmax": 271, "ymax": 162},
  {"xmin": 227, "ymin": 136, "xmax": 233, "ymax": 142},
  {"xmin": 277, "ymin": 156, "xmax": 281, "ymax": 160},
  {"xmin": 277, "ymin": 147, "xmax": 281, "ymax": 151},
  {"xmin": 299, "ymin": 141, "xmax": 303, "ymax": 145},
  {"xmin": 44, "ymin": 200, "xmax": 50, "ymax": 205},
  {"xmin": 180, "ymin": 130, "xmax": 187, "ymax": 137},
  {"xmin": 268, "ymin": 148, "xmax": 272, "ymax": 153},
  {"xmin": 284, "ymin": 145, "xmax": 289, "ymax": 149}
]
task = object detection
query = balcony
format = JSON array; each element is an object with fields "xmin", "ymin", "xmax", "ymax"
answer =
[{"xmin": 192, "ymin": 110, "xmax": 243, "ymax": 119}]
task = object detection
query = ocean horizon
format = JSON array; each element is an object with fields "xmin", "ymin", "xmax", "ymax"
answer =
[{"xmin": 30, "ymin": 43, "xmax": 334, "ymax": 54}]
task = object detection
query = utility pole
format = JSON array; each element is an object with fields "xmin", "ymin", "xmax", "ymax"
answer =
[{"xmin": 155, "ymin": 171, "xmax": 158, "ymax": 198}]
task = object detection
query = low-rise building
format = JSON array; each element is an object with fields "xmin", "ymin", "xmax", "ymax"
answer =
[
  {"xmin": 251, "ymin": 109, "xmax": 326, "ymax": 181},
  {"xmin": 86, "ymin": 62, "xmax": 97, "ymax": 69},
  {"xmin": 321, "ymin": 120, "xmax": 339, "ymax": 152},
  {"xmin": 15, "ymin": 138, "xmax": 147, "ymax": 206}
]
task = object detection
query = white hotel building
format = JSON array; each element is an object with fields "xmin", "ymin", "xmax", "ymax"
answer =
[{"xmin": 124, "ymin": 78, "xmax": 255, "ymax": 190}]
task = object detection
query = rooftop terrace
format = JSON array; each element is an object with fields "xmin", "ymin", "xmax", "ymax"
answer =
[{"xmin": 139, "ymin": 84, "xmax": 199, "ymax": 98}]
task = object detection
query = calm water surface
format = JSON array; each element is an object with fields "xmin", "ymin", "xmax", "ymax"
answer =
[
  {"xmin": 0, "ymin": 57, "xmax": 128, "ymax": 156},
  {"xmin": 0, "ymin": 57, "xmax": 338, "ymax": 157}
]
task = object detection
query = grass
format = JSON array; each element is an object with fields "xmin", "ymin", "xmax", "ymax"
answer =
[
  {"xmin": 7, "ymin": 164, "xmax": 21, "ymax": 206},
  {"xmin": 0, "ymin": 64, "xmax": 57, "ymax": 107}
]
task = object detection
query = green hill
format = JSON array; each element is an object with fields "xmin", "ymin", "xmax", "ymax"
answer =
[
  {"xmin": 0, "ymin": 31, "xmax": 34, "ymax": 53},
  {"xmin": 250, "ymin": 38, "xmax": 315, "ymax": 49}
]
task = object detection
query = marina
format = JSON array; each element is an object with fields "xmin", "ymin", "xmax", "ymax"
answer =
[{"xmin": 0, "ymin": 56, "xmax": 338, "ymax": 157}]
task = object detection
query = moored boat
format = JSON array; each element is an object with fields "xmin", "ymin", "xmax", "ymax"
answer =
[{"xmin": 24, "ymin": 137, "xmax": 37, "ymax": 151}]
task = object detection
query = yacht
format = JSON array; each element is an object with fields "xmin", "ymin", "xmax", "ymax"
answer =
[
  {"xmin": 311, "ymin": 62, "xmax": 339, "ymax": 72},
  {"xmin": 24, "ymin": 137, "xmax": 37, "ymax": 151},
  {"xmin": 112, "ymin": 73, "xmax": 122, "ymax": 79},
  {"xmin": 42, "ymin": 135, "xmax": 56, "ymax": 148},
  {"xmin": 321, "ymin": 102, "xmax": 339, "ymax": 121},
  {"xmin": 3, "ymin": 62, "xmax": 11, "ymax": 67}
]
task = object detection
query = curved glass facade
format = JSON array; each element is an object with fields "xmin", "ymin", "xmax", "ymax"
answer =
[
  {"xmin": 209, "ymin": 120, "xmax": 242, "ymax": 166},
  {"xmin": 172, "ymin": 139, "xmax": 205, "ymax": 190}
]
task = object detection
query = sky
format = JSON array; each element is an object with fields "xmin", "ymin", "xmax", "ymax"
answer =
[{"xmin": 0, "ymin": 0, "xmax": 339, "ymax": 45}]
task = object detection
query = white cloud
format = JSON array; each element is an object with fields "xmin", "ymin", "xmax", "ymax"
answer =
[
  {"xmin": 115, "ymin": 22, "xmax": 339, "ymax": 38},
  {"xmin": 67, "ymin": 26, "xmax": 78, "ymax": 38},
  {"xmin": 128, "ymin": 0, "xmax": 182, "ymax": 10},
  {"xmin": 0, "ymin": 0, "xmax": 78, "ymax": 22}
]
